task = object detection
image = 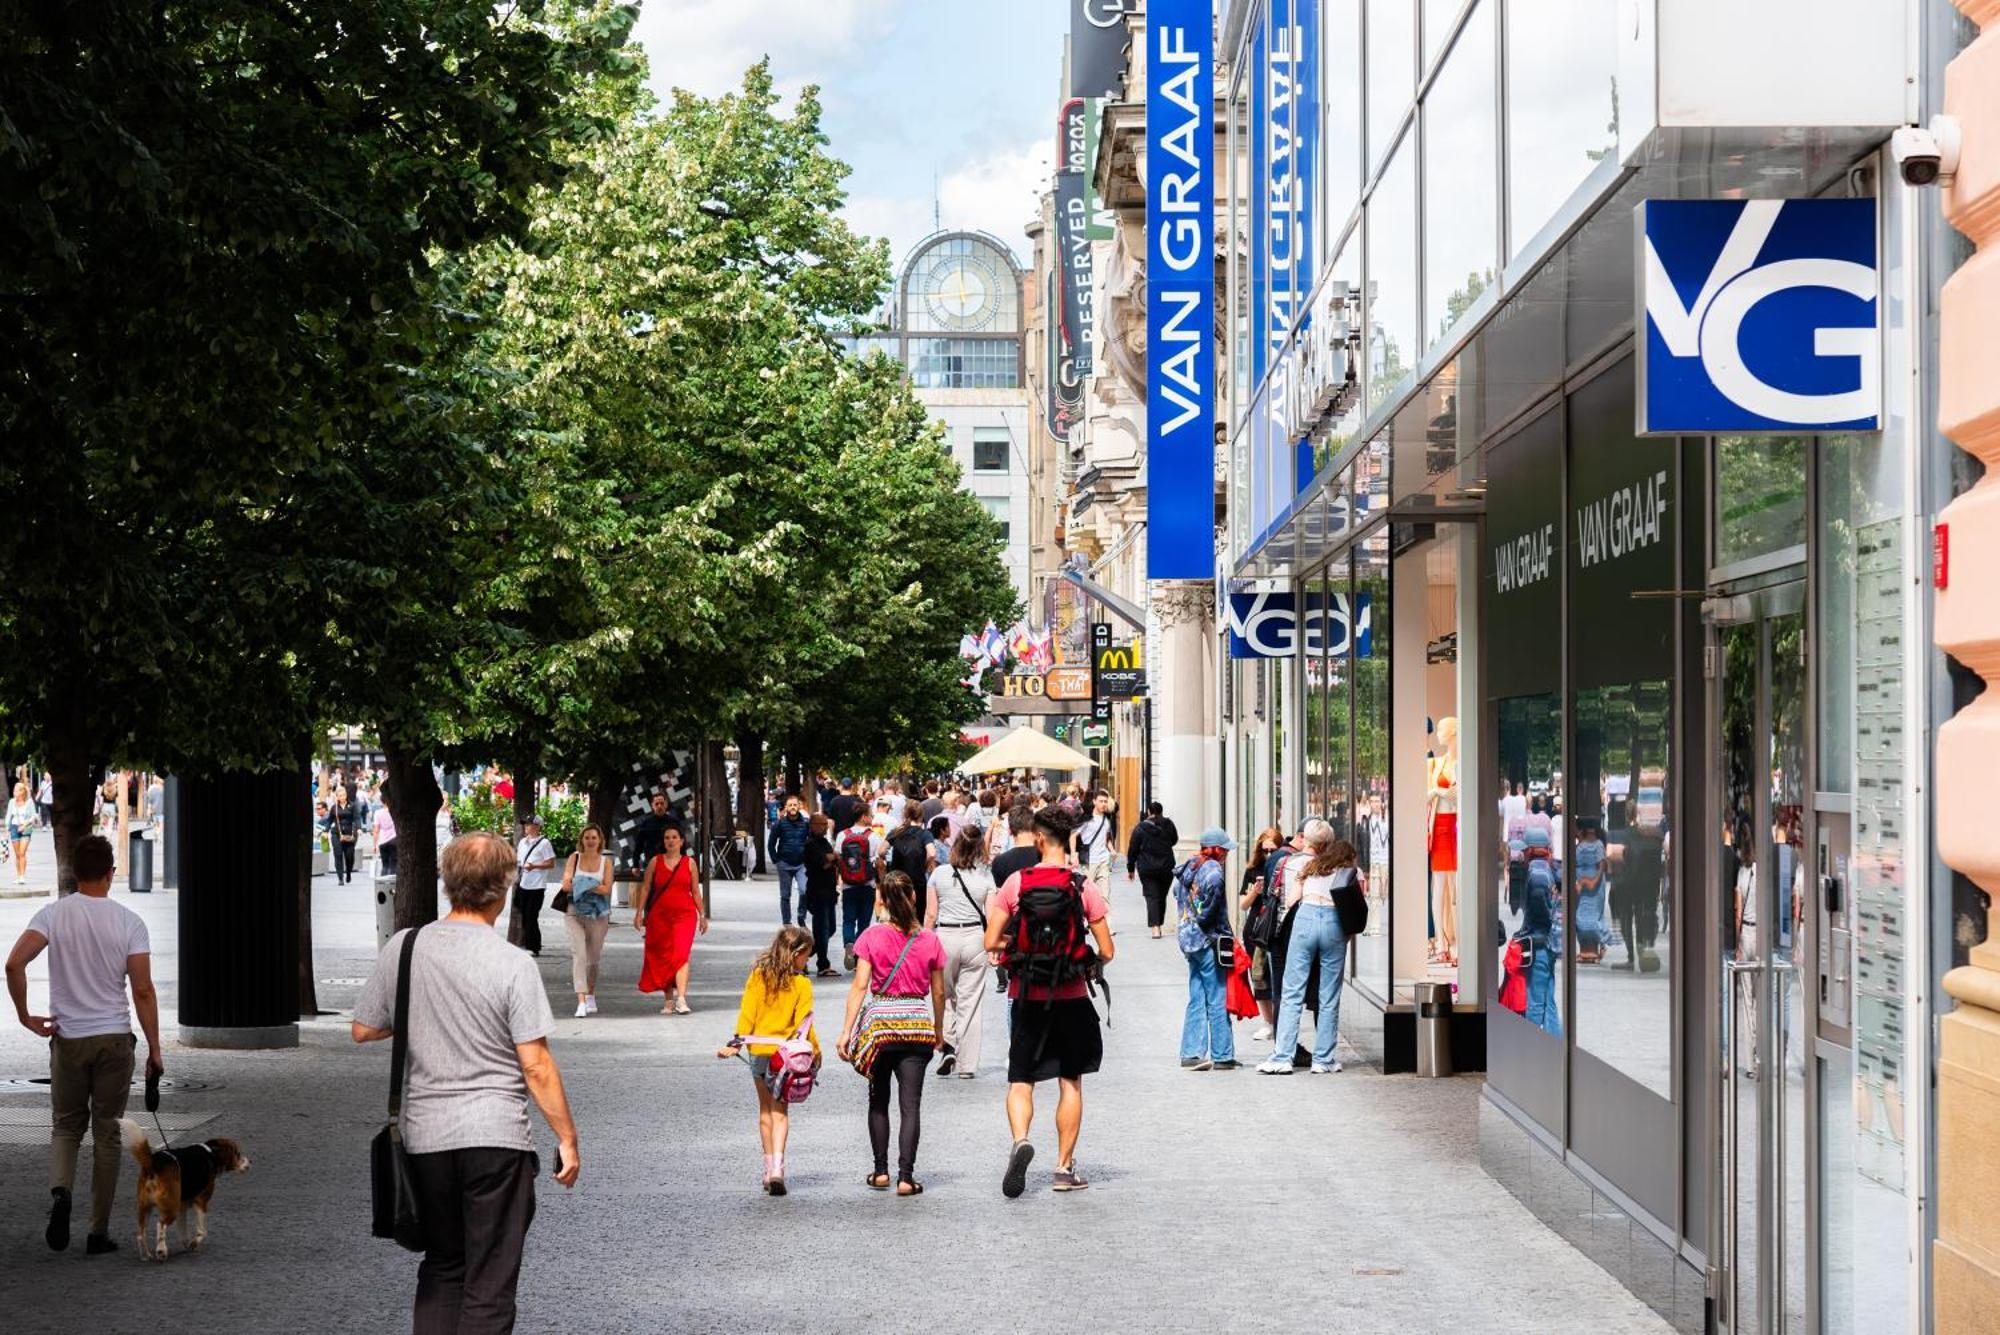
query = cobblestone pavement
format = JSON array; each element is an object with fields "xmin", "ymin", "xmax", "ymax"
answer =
[{"xmin": 0, "ymin": 871, "xmax": 1669, "ymax": 1334}]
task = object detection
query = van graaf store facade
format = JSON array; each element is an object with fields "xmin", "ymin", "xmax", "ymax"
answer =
[{"xmin": 1220, "ymin": 1, "xmax": 1936, "ymax": 1330}]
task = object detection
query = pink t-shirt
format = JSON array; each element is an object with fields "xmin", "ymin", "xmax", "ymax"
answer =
[
  {"xmin": 853, "ymin": 924, "xmax": 944, "ymax": 997},
  {"xmin": 992, "ymin": 867, "xmax": 1109, "ymax": 1001}
]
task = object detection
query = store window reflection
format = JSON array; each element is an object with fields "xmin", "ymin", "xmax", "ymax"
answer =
[
  {"xmin": 1354, "ymin": 532, "xmax": 1391, "ymax": 998},
  {"xmin": 1717, "ymin": 434, "xmax": 1808, "ymax": 566},
  {"xmin": 1365, "ymin": 140, "xmax": 1417, "ymax": 413},
  {"xmin": 1365, "ymin": 0, "xmax": 1414, "ymax": 172},
  {"xmin": 1573, "ymin": 682, "xmax": 1673, "ymax": 1097},
  {"xmin": 1421, "ymin": 0, "xmax": 1496, "ymax": 349},
  {"xmin": 1503, "ymin": 0, "xmax": 1618, "ymax": 254},
  {"xmin": 1496, "ymin": 693, "xmax": 1562, "ymax": 1037}
]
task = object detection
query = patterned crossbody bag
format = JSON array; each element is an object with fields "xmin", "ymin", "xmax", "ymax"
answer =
[{"xmin": 847, "ymin": 931, "xmax": 937, "ymax": 1078}]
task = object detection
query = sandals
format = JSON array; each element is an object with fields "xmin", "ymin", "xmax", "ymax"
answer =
[
  {"xmin": 897, "ymin": 1178, "xmax": 924, "ymax": 1197},
  {"xmin": 866, "ymin": 1172, "xmax": 891, "ymax": 1191}
]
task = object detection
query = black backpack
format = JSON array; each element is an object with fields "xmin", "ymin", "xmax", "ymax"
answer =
[
  {"xmin": 1006, "ymin": 864, "xmax": 1094, "ymax": 990},
  {"xmin": 1242, "ymin": 849, "xmax": 1290, "ymax": 950}
]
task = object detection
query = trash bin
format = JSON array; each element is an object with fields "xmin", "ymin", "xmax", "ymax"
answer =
[
  {"xmin": 127, "ymin": 831, "xmax": 154, "ymax": 893},
  {"xmin": 374, "ymin": 874, "xmax": 398, "ymax": 948},
  {"xmin": 1415, "ymin": 980, "xmax": 1454, "ymax": 1077}
]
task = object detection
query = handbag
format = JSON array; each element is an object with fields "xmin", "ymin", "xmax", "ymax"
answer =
[
  {"xmin": 1330, "ymin": 868, "xmax": 1369, "ymax": 937},
  {"xmin": 370, "ymin": 926, "xmax": 427, "ymax": 1253},
  {"xmin": 846, "ymin": 932, "xmax": 937, "ymax": 1078}
]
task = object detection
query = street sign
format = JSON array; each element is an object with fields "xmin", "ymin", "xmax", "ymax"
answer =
[
  {"xmin": 1092, "ymin": 698, "xmax": 1111, "ymax": 721},
  {"xmin": 1046, "ymin": 666, "xmax": 1092, "ymax": 700},
  {"xmin": 1094, "ymin": 637, "xmax": 1146, "ymax": 699},
  {"xmin": 1080, "ymin": 722, "xmax": 1110, "ymax": 748}
]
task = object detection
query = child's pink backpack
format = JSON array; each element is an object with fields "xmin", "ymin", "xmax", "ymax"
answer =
[{"xmin": 741, "ymin": 1014, "xmax": 820, "ymax": 1104}]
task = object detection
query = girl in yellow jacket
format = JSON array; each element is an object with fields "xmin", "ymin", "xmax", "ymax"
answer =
[{"xmin": 717, "ymin": 924, "xmax": 820, "ymax": 1195}]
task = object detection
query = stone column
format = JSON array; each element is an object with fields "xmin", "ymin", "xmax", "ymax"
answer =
[
  {"xmin": 1152, "ymin": 579, "xmax": 1215, "ymax": 854},
  {"xmin": 1934, "ymin": 4, "xmax": 2000, "ymax": 1327}
]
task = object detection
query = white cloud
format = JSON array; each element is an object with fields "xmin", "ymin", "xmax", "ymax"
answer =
[
  {"xmin": 632, "ymin": 0, "xmax": 904, "ymax": 100},
  {"xmin": 846, "ymin": 138, "xmax": 1051, "ymax": 277}
]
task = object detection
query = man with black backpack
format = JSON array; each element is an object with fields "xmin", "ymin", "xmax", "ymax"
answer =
[
  {"xmin": 834, "ymin": 810, "xmax": 887, "ymax": 973},
  {"xmin": 984, "ymin": 806, "xmax": 1114, "ymax": 1197}
]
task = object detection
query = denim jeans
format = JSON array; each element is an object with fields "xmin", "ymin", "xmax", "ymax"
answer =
[
  {"xmin": 775, "ymin": 863, "xmax": 806, "ymax": 924},
  {"xmin": 1270, "ymin": 903, "xmax": 1346, "ymax": 1067},
  {"xmin": 808, "ymin": 895, "xmax": 838, "ymax": 969},
  {"xmin": 1181, "ymin": 944, "xmax": 1234, "ymax": 1063},
  {"xmin": 841, "ymin": 883, "xmax": 876, "ymax": 948},
  {"xmin": 1526, "ymin": 931, "xmax": 1563, "ymax": 1037}
]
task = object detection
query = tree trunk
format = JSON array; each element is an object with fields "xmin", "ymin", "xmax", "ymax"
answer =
[
  {"xmin": 736, "ymin": 728, "xmax": 767, "ymax": 874},
  {"xmin": 382, "ymin": 739, "xmax": 442, "ymax": 931},
  {"xmin": 512, "ymin": 760, "xmax": 539, "ymax": 833},
  {"xmin": 44, "ymin": 727, "xmax": 98, "ymax": 897},
  {"xmin": 785, "ymin": 754, "xmax": 804, "ymax": 802},
  {"xmin": 585, "ymin": 776, "xmax": 622, "ymax": 837}
]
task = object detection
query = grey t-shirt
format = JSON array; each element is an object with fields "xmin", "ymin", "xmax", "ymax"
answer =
[{"xmin": 355, "ymin": 921, "xmax": 554, "ymax": 1155}]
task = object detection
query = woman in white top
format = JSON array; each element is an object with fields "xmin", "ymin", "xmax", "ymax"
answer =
[
  {"xmin": 7, "ymin": 780, "xmax": 36, "ymax": 885},
  {"xmin": 924, "ymin": 826, "xmax": 995, "ymax": 1078},
  {"xmin": 559, "ymin": 823, "xmax": 616, "ymax": 1018},
  {"xmin": 1256, "ymin": 818, "xmax": 1356, "ymax": 1075}
]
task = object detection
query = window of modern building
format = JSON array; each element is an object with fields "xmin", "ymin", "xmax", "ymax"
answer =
[
  {"xmin": 1716, "ymin": 435, "xmax": 1808, "ymax": 567},
  {"xmin": 1421, "ymin": 0, "xmax": 1496, "ymax": 350},
  {"xmin": 1364, "ymin": 133, "xmax": 1417, "ymax": 413},
  {"xmin": 1421, "ymin": 0, "xmax": 1464, "ymax": 71},
  {"xmin": 972, "ymin": 427, "xmax": 1010, "ymax": 474},
  {"xmin": 1503, "ymin": 0, "xmax": 1618, "ymax": 256},
  {"xmin": 909, "ymin": 337, "xmax": 1020, "ymax": 389},
  {"xmin": 1365, "ymin": 0, "xmax": 1415, "ymax": 173},
  {"xmin": 981, "ymin": 495, "xmax": 1011, "ymax": 544},
  {"xmin": 1321, "ymin": 0, "xmax": 1363, "ymax": 253}
]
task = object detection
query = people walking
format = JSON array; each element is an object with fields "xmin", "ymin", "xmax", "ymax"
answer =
[
  {"xmin": 1174, "ymin": 830, "xmax": 1238, "ymax": 1071},
  {"xmin": 373, "ymin": 798, "xmax": 399, "ymax": 877},
  {"xmin": 637, "ymin": 825, "xmax": 707, "ymax": 1014},
  {"xmin": 834, "ymin": 808, "xmax": 887, "ymax": 973},
  {"xmin": 351, "ymin": 831, "xmax": 581, "ymax": 1333},
  {"xmin": 628, "ymin": 792, "xmax": 678, "ymax": 874},
  {"xmin": 6, "ymin": 835, "xmax": 161, "ymax": 1256},
  {"xmin": 35, "ymin": 772, "xmax": 54, "ymax": 830},
  {"xmin": 1257, "ymin": 822, "xmax": 1353, "ymax": 1075},
  {"xmin": 802, "ymin": 814, "xmax": 841, "ymax": 977},
  {"xmin": 1073, "ymin": 791, "xmax": 1116, "ymax": 899},
  {"xmin": 838, "ymin": 872, "xmax": 944, "ymax": 1196},
  {"xmin": 1127, "ymin": 802, "xmax": 1181, "ymax": 938},
  {"xmin": 767, "ymin": 794, "xmax": 811, "ymax": 927},
  {"xmin": 559, "ymin": 824, "xmax": 615, "ymax": 1018},
  {"xmin": 718, "ymin": 925, "xmax": 820, "ymax": 1196},
  {"xmin": 8, "ymin": 779, "xmax": 37, "ymax": 885},
  {"xmin": 985, "ymin": 806, "xmax": 1113, "ymax": 1197},
  {"xmin": 927, "ymin": 826, "xmax": 995, "ymax": 1078},
  {"xmin": 329, "ymin": 785, "xmax": 363, "ymax": 884},
  {"xmin": 512, "ymin": 816, "xmax": 555, "ymax": 958}
]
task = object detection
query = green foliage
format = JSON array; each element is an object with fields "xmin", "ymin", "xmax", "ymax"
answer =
[
  {"xmin": 536, "ymin": 795, "xmax": 586, "ymax": 857},
  {"xmin": 451, "ymin": 785, "xmax": 514, "ymax": 839}
]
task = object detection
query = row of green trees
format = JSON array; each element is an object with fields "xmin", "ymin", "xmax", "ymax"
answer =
[{"xmin": 0, "ymin": 3, "xmax": 1014, "ymax": 920}]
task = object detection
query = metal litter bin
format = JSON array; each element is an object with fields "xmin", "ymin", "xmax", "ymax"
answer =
[
  {"xmin": 127, "ymin": 831, "xmax": 154, "ymax": 893},
  {"xmin": 375, "ymin": 875, "xmax": 398, "ymax": 947},
  {"xmin": 1415, "ymin": 980, "xmax": 1454, "ymax": 1077}
]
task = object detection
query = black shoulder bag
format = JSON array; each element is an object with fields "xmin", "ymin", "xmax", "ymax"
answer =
[
  {"xmin": 951, "ymin": 869, "xmax": 988, "ymax": 928},
  {"xmin": 370, "ymin": 927, "xmax": 427, "ymax": 1253}
]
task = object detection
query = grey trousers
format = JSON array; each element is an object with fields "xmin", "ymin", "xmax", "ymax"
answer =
[
  {"xmin": 935, "ymin": 924, "xmax": 990, "ymax": 1074},
  {"xmin": 50, "ymin": 1031, "xmax": 135, "ymax": 1235}
]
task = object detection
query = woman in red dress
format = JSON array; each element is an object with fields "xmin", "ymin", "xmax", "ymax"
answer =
[{"xmin": 636, "ymin": 825, "xmax": 707, "ymax": 1014}]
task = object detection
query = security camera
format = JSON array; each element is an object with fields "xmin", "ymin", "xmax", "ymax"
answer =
[{"xmin": 1892, "ymin": 116, "xmax": 1962, "ymax": 188}]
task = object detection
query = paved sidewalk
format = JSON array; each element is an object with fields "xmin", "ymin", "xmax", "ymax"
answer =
[{"xmin": 0, "ymin": 871, "xmax": 1669, "ymax": 1334}]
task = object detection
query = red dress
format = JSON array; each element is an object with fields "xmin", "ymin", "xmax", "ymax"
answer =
[{"xmin": 639, "ymin": 855, "xmax": 699, "ymax": 993}]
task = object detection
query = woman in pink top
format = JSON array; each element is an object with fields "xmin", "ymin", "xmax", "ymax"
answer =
[{"xmin": 837, "ymin": 872, "xmax": 945, "ymax": 1195}]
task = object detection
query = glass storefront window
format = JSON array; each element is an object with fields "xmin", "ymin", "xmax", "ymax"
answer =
[
  {"xmin": 1364, "ymin": 137, "xmax": 1417, "ymax": 414},
  {"xmin": 1572, "ymin": 682, "xmax": 1673, "ymax": 1097},
  {"xmin": 1365, "ymin": 0, "xmax": 1414, "ymax": 172},
  {"xmin": 1322, "ymin": 0, "xmax": 1362, "ymax": 249},
  {"xmin": 1503, "ymin": 0, "xmax": 1618, "ymax": 255},
  {"xmin": 1716, "ymin": 435, "xmax": 1808, "ymax": 567},
  {"xmin": 1495, "ymin": 693, "xmax": 1564, "ymax": 1037},
  {"xmin": 1421, "ymin": 0, "xmax": 1496, "ymax": 350},
  {"xmin": 1306, "ymin": 570, "xmax": 1328, "ymax": 817},
  {"xmin": 1354, "ymin": 532, "xmax": 1391, "ymax": 998}
]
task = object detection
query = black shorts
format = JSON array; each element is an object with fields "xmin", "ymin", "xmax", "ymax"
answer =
[{"xmin": 1007, "ymin": 995, "xmax": 1103, "ymax": 1084}]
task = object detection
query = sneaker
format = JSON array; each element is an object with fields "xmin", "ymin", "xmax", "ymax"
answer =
[
  {"xmin": 1181, "ymin": 1056, "xmax": 1213, "ymax": 1071},
  {"xmin": 936, "ymin": 1051, "xmax": 957, "ymax": 1077},
  {"xmin": 1250, "ymin": 1025, "xmax": 1274, "ymax": 1042},
  {"xmin": 1256, "ymin": 1058, "xmax": 1294, "ymax": 1075},
  {"xmin": 85, "ymin": 1233, "xmax": 117, "ymax": 1255},
  {"xmin": 585, "ymin": 995, "xmax": 598, "ymax": 1015},
  {"xmin": 574, "ymin": 1002, "xmax": 589, "ymax": 1018},
  {"xmin": 46, "ymin": 1187, "xmax": 70, "ymax": 1251},
  {"xmin": 1002, "ymin": 1138, "xmax": 1035, "ymax": 1199},
  {"xmin": 1051, "ymin": 1163, "xmax": 1090, "ymax": 1192},
  {"xmin": 844, "ymin": 949, "xmax": 857, "ymax": 972},
  {"xmin": 1310, "ymin": 1061, "xmax": 1343, "ymax": 1074},
  {"xmin": 1212, "ymin": 1059, "xmax": 1242, "ymax": 1071}
]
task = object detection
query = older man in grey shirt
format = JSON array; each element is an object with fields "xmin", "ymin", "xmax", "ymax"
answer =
[{"xmin": 354, "ymin": 831, "xmax": 579, "ymax": 1334}]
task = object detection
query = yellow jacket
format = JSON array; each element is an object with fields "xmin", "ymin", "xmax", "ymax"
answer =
[{"xmin": 733, "ymin": 970, "xmax": 820, "ymax": 1058}]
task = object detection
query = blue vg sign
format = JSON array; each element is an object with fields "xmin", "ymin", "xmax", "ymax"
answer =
[
  {"xmin": 1227, "ymin": 589, "xmax": 1371, "ymax": 659},
  {"xmin": 1637, "ymin": 199, "xmax": 1879, "ymax": 434},
  {"xmin": 1146, "ymin": 0, "xmax": 1214, "ymax": 580}
]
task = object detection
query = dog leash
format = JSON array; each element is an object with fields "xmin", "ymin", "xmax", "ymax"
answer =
[{"xmin": 145, "ymin": 1066, "xmax": 176, "ymax": 1163}]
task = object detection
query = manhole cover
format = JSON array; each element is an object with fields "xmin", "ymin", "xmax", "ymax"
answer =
[
  {"xmin": 0, "ymin": 1076, "xmax": 221, "ymax": 1093},
  {"xmin": 320, "ymin": 977, "xmax": 370, "ymax": 986}
]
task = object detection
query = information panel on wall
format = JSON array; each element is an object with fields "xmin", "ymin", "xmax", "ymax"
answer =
[
  {"xmin": 1637, "ymin": 198, "xmax": 1880, "ymax": 435},
  {"xmin": 1145, "ymin": 0, "xmax": 1214, "ymax": 580}
]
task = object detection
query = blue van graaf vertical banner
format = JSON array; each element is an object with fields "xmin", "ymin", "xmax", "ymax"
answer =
[
  {"xmin": 1146, "ymin": 0, "xmax": 1215, "ymax": 581},
  {"xmin": 1290, "ymin": 0, "xmax": 1318, "ymax": 495}
]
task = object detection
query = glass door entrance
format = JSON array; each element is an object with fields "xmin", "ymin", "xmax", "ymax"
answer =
[{"xmin": 1712, "ymin": 580, "xmax": 1809, "ymax": 1334}]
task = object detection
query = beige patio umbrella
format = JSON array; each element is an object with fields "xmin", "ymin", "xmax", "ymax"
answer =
[{"xmin": 960, "ymin": 725, "xmax": 1094, "ymax": 774}]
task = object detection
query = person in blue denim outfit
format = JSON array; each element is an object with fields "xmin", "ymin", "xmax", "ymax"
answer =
[
  {"xmin": 1258, "ymin": 820, "xmax": 1352, "ymax": 1074},
  {"xmin": 1174, "ymin": 829, "xmax": 1239, "ymax": 1071},
  {"xmin": 1522, "ymin": 845, "xmax": 1564, "ymax": 1037},
  {"xmin": 766, "ymin": 795, "xmax": 812, "ymax": 926},
  {"xmin": 560, "ymin": 823, "xmax": 617, "ymax": 1018}
]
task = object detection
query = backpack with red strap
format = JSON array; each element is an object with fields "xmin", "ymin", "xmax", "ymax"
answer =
[
  {"xmin": 1005, "ymin": 864, "xmax": 1096, "ymax": 993},
  {"xmin": 836, "ymin": 830, "xmax": 874, "ymax": 885}
]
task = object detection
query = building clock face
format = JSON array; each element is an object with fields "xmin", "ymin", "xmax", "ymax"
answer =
[{"xmin": 917, "ymin": 250, "xmax": 1006, "ymax": 331}]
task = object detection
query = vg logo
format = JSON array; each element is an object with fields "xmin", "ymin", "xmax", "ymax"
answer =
[{"xmin": 1638, "ymin": 198, "xmax": 1879, "ymax": 434}]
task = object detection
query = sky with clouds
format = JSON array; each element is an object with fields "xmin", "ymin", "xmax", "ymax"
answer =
[{"xmin": 631, "ymin": 1, "xmax": 1068, "ymax": 290}]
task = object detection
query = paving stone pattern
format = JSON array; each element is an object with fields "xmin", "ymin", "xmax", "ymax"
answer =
[{"xmin": 0, "ymin": 870, "xmax": 1670, "ymax": 1333}]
